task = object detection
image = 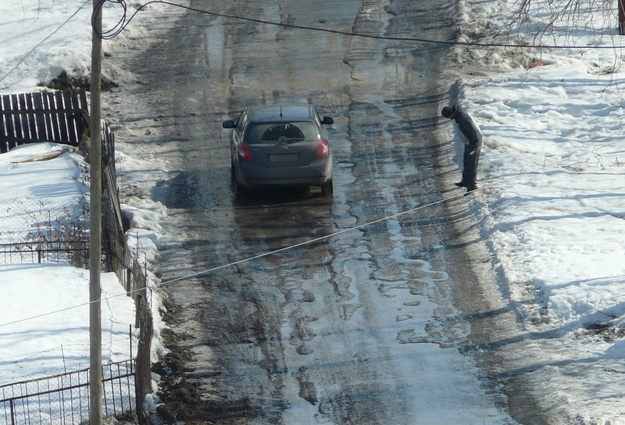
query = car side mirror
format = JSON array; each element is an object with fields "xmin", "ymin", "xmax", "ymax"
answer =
[
  {"xmin": 222, "ymin": 120, "xmax": 235, "ymax": 129},
  {"xmin": 321, "ymin": 116, "xmax": 334, "ymax": 125}
]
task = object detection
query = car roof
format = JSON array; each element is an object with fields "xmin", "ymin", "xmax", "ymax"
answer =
[{"xmin": 246, "ymin": 104, "xmax": 316, "ymax": 123}]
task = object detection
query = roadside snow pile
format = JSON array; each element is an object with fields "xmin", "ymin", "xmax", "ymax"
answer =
[
  {"xmin": 0, "ymin": 264, "xmax": 136, "ymax": 384},
  {"xmin": 451, "ymin": 0, "xmax": 625, "ymax": 421},
  {"xmin": 0, "ymin": 143, "xmax": 88, "ymax": 243},
  {"xmin": 471, "ymin": 66, "xmax": 625, "ymax": 327},
  {"xmin": 0, "ymin": 143, "xmax": 137, "ymax": 384}
]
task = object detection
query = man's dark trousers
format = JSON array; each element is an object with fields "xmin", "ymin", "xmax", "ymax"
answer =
[{"xmin": 462, "ymin": 144, "xmax": 480, "ymax": 187}]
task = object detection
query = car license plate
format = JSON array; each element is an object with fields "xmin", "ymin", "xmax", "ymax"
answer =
[{"xmin": 269, "ymin": 153, "xmax": 299, "ymax": 162}]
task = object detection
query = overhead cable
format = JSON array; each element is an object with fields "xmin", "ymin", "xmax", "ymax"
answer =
[
  {"xmin": 0, "ymin": 190, "xmax": 468, "ymax": 328},
  {"xmin": 94, "ymin": 0, "xmax": 625, "ymax": 50}
]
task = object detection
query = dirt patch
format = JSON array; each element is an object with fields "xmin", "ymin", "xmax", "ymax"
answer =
[{"xmin": 45, "ymin": 70, "xmax": 118, "ymax": 91}]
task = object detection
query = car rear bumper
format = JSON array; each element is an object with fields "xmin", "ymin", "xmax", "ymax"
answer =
[{"xmin": 236, "ymin": 159, "xmax": 332, "ymax": 188}]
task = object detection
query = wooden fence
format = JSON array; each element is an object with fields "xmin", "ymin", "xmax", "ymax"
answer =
[{"xmin": 0, "ymin": 90, "xmax": 88, "ymax": 153}]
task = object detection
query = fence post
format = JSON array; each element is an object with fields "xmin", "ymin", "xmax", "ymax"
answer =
[
  {"xmin": 9, "ymin": 399, "xmax": 15, "ymax": 425},
  {"xmin": 127, "ymin": 268, "xmax": 132, "ymax": 293}
]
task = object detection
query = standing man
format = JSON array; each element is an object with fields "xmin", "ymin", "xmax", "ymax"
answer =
[{"xmin": 441, "ymin": 105, "xmax": 482, "ymax": 192}]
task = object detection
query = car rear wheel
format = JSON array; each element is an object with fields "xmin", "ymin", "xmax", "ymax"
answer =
[
  {"xmin": 231, "ymin": 163, "xmax": 249, "ymax": 201},
  {"xmin": 321, "ymin": 180, "xmax": 333, "ymax": 197},
  {"xmin": 234, "ymin": 182, "xmax": 249, "ymax": 201}
]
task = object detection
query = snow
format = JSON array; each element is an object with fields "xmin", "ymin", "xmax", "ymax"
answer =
[
  {"xmin": 0, "ymin": 262, "xmax": 135, "ymax": 382},
  {"xmin": 0, "ymin": 0, "xmax": 172, "ymax": 399},
  {"xmin": 460, "ymin": 0, "xmax": 625, "ymax": 333},
  {"xmin": 0, "ymin": 141, "xmax": 139, "ymax": 382},
  {"xmin": 1, "ymin": 0, "xmax": 624, "ymax": 424}
]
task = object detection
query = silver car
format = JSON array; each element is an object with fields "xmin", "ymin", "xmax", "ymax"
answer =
[{"xmin": 222, "ymin": 104, "xmax": 335, "ymax": 199}]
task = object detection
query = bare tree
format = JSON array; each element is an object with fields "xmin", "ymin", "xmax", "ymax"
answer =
[{"xmin": 509, "ymin": 0, "xmax": 623, "ymax": 42}]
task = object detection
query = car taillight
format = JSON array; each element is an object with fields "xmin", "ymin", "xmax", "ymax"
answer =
[
  {"xmin": 238, "ymin": 143, "xmax": 254, "ymax": 161},
  {"xmin": 315, "ymin": 140, "xmax": 329, "ymax": 158}
]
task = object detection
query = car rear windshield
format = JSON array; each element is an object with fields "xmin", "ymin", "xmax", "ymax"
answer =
[{"xmin": 244, "ymin": 122, "xmax": 319, "ymax": 145}]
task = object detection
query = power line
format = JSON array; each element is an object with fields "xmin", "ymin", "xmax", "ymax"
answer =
[
  {"xmin": 2, "ymin": 0, "xmax": 621, "ymax": 89},
  {"xmin": 0, "ymin": 191, "xmax": 468, "ymax": 328},
  {"xmin": 94, "ymin": 0, "xmax": 625, "ymax": 50}
]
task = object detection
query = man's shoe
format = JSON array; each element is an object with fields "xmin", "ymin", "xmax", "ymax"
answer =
[
  {"xmin": 466, "ymin": 185, "xmax": 477, "ymax": 192},
  {"xmin": 454, "ymin": 182, "xmax": 467, "ymax": 187}
]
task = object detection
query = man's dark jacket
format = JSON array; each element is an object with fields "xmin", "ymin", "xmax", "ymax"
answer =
[{"xmin": 454, "ymin": 108, "xmax": 482, "ymax": 149}]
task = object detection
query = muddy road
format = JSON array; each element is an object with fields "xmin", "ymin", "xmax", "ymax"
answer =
[{"xmin": 103, "ymin": 0, "xmax": 531, "ymax": 424}]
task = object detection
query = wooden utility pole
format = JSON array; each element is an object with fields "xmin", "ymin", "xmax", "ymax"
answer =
[{"xmin": 89, "ymin": 0, "xmax": 103, "ymax": 424}]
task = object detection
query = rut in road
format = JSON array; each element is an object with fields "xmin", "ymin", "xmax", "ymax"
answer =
[{"xmin": 102, "ymin": 0, "xmax": 538, "ymax": 423}]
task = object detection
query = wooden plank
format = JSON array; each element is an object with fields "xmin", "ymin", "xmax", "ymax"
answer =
[
  {"xmin": 46, "ymin": 91, "xmax": 61, "ymax": 142},
  {"xmin": 40, "ymin": 92, "xmax": 54, "ymax": 140},
  {"xmin": 77, "ymin": 89, "xmax": 89, "ymax": 138},
  {"xmin": 2, "ymin": 142, "xmax": 12, "ymax": 153},
  {"xmin": 18, "ymin": 93, "xmax": 29, "ymax": 140},
  {"xmin": 1, "ymin": 136, "xmax": 50, "ymax": 145},
  {"xmin": 11, "ymin": 148, "xmax": 69, "ymax": 163},
  {"xmin": 4, "ymin": 95, "xmax": 16, "ymax": 143},
  {"xmin": 32, "ymin": 92, "xmax": 45, "ymax": 142},
  {"xmin": 66, "ymin": 90, "xmax": 79, "ymax": 143},
  {"xmin": 78, "ymin": 89, "xmax": 88, "ymax": 110},
  {"xmin": 65, "ymin": 90, "xmax": 81, "ymax": 145},
  {"xmin": 0, "ymin": 94, "xmax": 8, "ymax": 153},
  {"xmin": 0, "ymin": 94, "xmax": 7, "ymax": 140},
  {"xmin": 1, "ymin": 139, "xmax": 22, "ymax": 153},
  {"xmin": 11, "ymin": 94, "xmax": 24, "ymax": 141},
  {"xmin": 55, "ymin": 91, "xmax": 70, "ymax": 144},
  {"xmin": 79, "ymin": 89, "xmax": 89, "ymax": 139},
  {"xmin": 102, "ymin": 123, "xmax": 115, "ymax": 169},
  {"xmin": 25, "ymin": 93, "xmax": 38, "ymax": 142},
  {"xmin": 104, "ymin": 165, "xmax": 124, "ymax": 233}
]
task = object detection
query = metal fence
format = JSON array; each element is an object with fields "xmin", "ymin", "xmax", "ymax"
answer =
[
  {"xmin": 0, "ymin": 360, "xmax": 135, "ymax": 425},
  {"xmin": 0, "ymin": 240, "xmax": 89, "ymax": 268}
]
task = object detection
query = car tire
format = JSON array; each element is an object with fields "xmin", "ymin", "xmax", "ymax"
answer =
[
  {"xmin": 321, "ymin": 180, "xmax": 333, "ymax": 197},
  {"xmin": 233, "ymin": 175, "xmax": 249, "ymax": 202},
  {"xmin": 230, "ymin": 162, "xmax": 236, "ymax": 183},
  {"xmin": 231, "ymin": 164, "xmax": 248, "ymax": 201},
  {"xmin": 235, "ymin": 182, "xmax": 248, "ymax": 201}
]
